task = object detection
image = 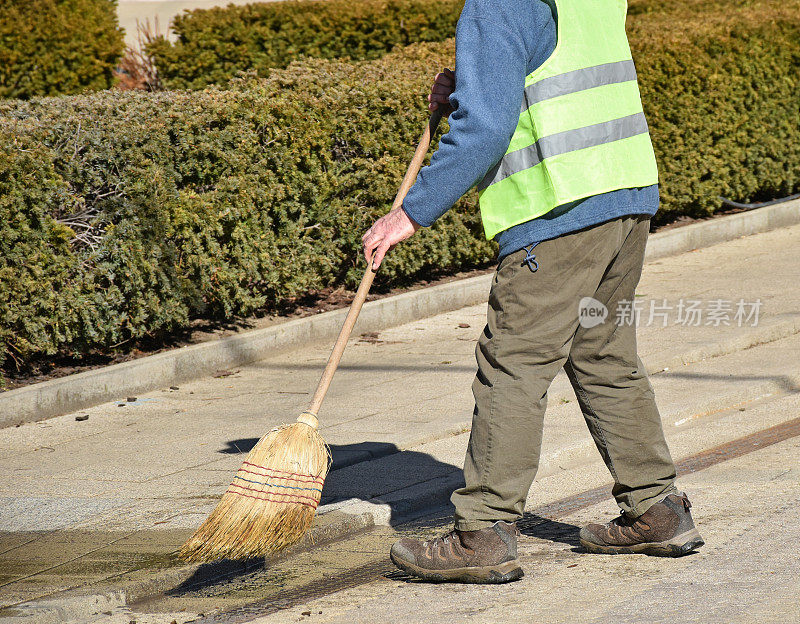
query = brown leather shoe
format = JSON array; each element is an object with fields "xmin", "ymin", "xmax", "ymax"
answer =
[
  {"xmin": 390, "ymin": 521, "xmax": 524, "ymax": 583},
  {"xmin": 580, "ymin": 492, "xmax": 704, "ymax": 556}
]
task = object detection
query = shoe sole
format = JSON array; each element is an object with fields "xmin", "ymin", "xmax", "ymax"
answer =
[
  {"xmin": 580, "ymin": 528, "xmax": 705, "ymax": 557},
  {"xmin": 389, "ymin": 553, "xmax": 524, "ymax": 584}
]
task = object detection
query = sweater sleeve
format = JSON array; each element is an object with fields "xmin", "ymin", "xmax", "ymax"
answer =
[{"xmin": 401, "ymin": 15, "xmax": 528, "ymax": 227}]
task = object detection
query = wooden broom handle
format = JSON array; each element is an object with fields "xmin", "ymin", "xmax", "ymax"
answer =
[{"xmin": 300, "ymin": 110, "xmax": 443, "ymax": 424}]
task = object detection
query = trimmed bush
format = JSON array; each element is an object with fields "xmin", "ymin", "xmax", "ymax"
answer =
[
  {"xmin": 0, "ymin": 0, "xmax": 124, "ymax": 100},
  {"xmin": 0, "ymin": 40, "xmax": 493, "ymax": 374},
  {"xmin": 0, "ymin": 0, "xmax": 798, "ymax": 375},
  {"xmin": 629, "ymin": 0, "xmax": 800, "ymax": 215},
  {"xmin": 146, "ymin": 0, "xmax": 463, "ymax": 90}
]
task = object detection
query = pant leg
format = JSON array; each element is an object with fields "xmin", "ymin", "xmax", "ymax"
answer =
[
  {"xmin": 564, "ymin": 215, "xmax": 677, "ymax": 518},
  {"xmin": 452, "ymin": 217, "xmax": 638, "ymax": 531}
]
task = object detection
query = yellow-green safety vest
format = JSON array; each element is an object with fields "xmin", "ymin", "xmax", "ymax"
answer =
[{"xmin": 477, "ymin": 0, "xmax": 659, "ymax": 240}]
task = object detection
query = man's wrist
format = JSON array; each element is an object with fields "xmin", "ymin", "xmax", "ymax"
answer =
[
  {"xmin": 401, "ymin": 201, "xmax": 434, "ymax": 229},
  {"xmin": 401, "ymin": 206, "xmax": 422, "ymax": 231}
]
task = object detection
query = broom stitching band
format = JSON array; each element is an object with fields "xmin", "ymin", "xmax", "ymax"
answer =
[
  {"xmin": 229, "ymin": 489, "xmax": 319, "ymax": 508},
  {"xmin": 233, "ymin": 474, "xmax": 323, "ymax": 493},
  {"xmin": 228, "ymin": 483, "xmax": 319, "ymax": 507},
  {"xmin": 228, "ymin": 489, "xmax": 318, "ymax": 509},
  {"xmin": 239, "ymin": 466, "xmax": 324, "ymax": 485},
  {"xmin": 241, "ymin": 461, "xmax": 325, "ymax": 483},
  {"xmin": 229, "ymin": 481, "xmax": 320, "ymax": 503}
]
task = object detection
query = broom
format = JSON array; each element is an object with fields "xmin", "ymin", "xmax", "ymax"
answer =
[{"xmin": 180, "ymin": 110, "xmax": 443, "ymax": 562}]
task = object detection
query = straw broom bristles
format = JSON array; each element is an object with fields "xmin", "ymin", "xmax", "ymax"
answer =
[{"xmin": 180, "ymin": 413, "xmax": 331, "ymax": 562}]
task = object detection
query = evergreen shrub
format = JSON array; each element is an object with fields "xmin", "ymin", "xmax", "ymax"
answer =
[
  {"xmin": 0, "ymin": 0, "xmax": 798, "ymax": 374},
  {"xmin": 0, "ymin": 0, "xmax": 124, "ymax": 100},
  {"xmin": 146, "ymin": 0, "xmax": 463, "ymax": 89}
]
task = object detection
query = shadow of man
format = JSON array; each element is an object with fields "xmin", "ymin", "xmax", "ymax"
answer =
[
  {"xmin": 169, "ymin": 438, "xmax": 467, "ymax": 594},
  {"xmin": 518, "ymin": 512, "xmax": 581, "ymax": 548},
  {"xmin": 219, "ymin": 439, "xmax": 583, "ymax": 547},
  {"xmin": 218, "ymin": 439, "xmax": 584, "ymax": 544},
  {"xmin": 220, "ymin": 437, "xmax": 463, "ymax": 516}
]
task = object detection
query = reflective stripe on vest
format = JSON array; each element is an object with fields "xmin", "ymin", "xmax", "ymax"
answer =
[
  {"xmin": 521, "ymin": 59, "xmax": 638, "ymax": 110},
  {"xmin": 477, "ymin": 0, "xmax": 659, "ymax": 240},
  {"xmin": 478, "ymin": 112, "xmax": 649, "ymax": 192}
]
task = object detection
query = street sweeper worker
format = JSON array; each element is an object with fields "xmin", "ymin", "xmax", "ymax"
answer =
[{"xmin": 362, "ymin": 0, "xmax": 705, "ymax": 583}]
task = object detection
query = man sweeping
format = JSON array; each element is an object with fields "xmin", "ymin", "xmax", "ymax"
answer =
[{"xmin": 362, "ymin": 0, "xmax": 704, "ymax": 583}]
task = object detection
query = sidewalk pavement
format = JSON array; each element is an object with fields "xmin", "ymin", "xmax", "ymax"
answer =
[
  {"xmin": 246, "ymin": 394, "xmax": 800, "ymax": 624},
  {"xmin": 0, "ymin": 223, "xmax": 799, "ymax": 619}
]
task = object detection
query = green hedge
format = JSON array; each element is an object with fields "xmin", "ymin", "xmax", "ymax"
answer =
[
  {"xmin": 0, "ymin": 0, "xmax": 124, "ymax": 100},
  {"xmin": 1, "ymin": 0, "xmax": 798, "ymax": 375},
  {"xmin": 146, "ymin": 0, "xmax": 463, "ymax": 90},
  {"xmin": 630, "ymin": 0, "xmax": 800, "ymax": 213},
  {"xmin": 0, "ymin": 41, "xmax": 493, "ymax": 374}
]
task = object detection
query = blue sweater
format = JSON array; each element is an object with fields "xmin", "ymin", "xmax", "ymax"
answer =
[{"xmin": 401, "ymin": 0, "xmax": 659, "ymax": 259}]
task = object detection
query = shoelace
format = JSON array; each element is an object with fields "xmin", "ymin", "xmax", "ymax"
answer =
[{"xmin": 423, "ymin": 530, "xmax": 458, "ymax": 550}]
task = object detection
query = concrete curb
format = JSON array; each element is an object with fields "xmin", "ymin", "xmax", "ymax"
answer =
[
  {"xmin": 643, "ymin": 199, "xmax": 800, "ymax": 262},
  {"xmin": 320, "ymin": 360, "xmax": 794, "ymax": 525},
  {"xmin": 644, "ymin": 314, "xmax": 800, "ymax": 375},
  {"xmin": 2, "ymin": 199, "xmax": 798, "ymax": 427},
  {"xmin": 315, "ymin": 319, "xmax": 800, "ymax": 530}
]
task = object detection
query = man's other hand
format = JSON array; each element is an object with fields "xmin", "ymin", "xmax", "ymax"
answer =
[
  {"xmin": 428, "ymin": 68, "xmax": 455, "ymax": 117},
  {"xmin": 362, "ymin": 207, "xmax": 421, "ymax": 270}
]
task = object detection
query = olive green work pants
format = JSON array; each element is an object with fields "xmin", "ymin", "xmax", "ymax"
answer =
[{"xmin": 452, "ymin": 215, "xmax": 678, "ymax": 530}]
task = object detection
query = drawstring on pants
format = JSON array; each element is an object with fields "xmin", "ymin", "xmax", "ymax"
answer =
[{"xmin": 521, "ymin": 242, "xmax": 540, "ymax": 273}]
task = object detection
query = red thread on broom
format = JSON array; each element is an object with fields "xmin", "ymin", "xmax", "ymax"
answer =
[
  {"xmin": 228, "ymin": 482, "xmax": 320, "ymax": 504},
  {"xmin": 239, "ymin": 465, "xmax": 324, "ymax": 484},
  {"xmin": 241, "ymin": 462, "xmax": 325, "ymax": 484},
  {"xmin": 233, "ymin": 474, "xmax": 322, "ymax": 493},
  {"xmin": 228, "ymin": 488, "xmax": 319, "ymax": 509}
]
